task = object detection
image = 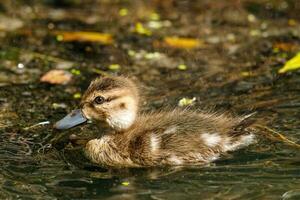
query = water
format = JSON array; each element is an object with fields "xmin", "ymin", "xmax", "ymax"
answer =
[{"xmin": 0, "ymin": 0, "xmax": 300, "ymax": 199}]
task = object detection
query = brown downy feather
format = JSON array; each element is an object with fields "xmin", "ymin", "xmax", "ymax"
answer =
[{"xmin": 73, "ymin": 75, "xmax": 257, "ymax": 167}]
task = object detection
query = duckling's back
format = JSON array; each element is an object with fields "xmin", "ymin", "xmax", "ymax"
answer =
[{"xmin": 123, "ymin": 109, "xmax": 256, "ymax": 166}]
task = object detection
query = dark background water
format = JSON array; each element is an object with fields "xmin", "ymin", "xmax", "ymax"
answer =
[{"xmin": 0, "ymin": 0, "xmax": 300, "ymax": 199}]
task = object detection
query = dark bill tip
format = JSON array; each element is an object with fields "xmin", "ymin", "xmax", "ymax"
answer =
[{"xmin": 54, "ymin": 109, "xmax": 87, "ymax": 130}]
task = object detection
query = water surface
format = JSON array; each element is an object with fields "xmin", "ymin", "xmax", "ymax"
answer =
[{"xmin": 0, "ymin": 0, "xmax": 300, "ymax": 199}]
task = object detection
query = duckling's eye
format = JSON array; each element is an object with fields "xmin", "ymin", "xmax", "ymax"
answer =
[{"xmin": 94, "ymin": 96, "xmax": 105, "ymax": 104}]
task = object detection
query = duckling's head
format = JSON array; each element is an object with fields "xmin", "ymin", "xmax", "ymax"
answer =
[{"xmin": 54, "ymin": 76, "xmax": 139, "ymax": 131}]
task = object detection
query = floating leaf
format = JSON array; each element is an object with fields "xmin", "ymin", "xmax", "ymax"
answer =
[
  {"xmin": 56, "ymin": 35, "xmax": 64, "ymax": 41},
  {"xmin": 148, "ymin": 20, "xmax": 171, "ymax": 29},
  {"xmin": 40, "ymin": 70, "xmax": 72, "ymax": 85},
  {"xmin": 177, "ymin": 64, "xmax": 187, "ymax": 70},
  {"xmin": 247, "ymin": 14, "xmax": 256, "ymax": 23},
  {"xmin": 52, "ymin": 103, "xmax": 67, "ymax": 109},
  {"xmin": 134, "ymin": 22, "xmax": 152, "ymax": 36},
  {"xmin": 178, "ymin": 97, "xmax": 196, "ymax": 107},
  {"xmin": 144, "ymin": 52, "xmax": 161, "ymax": 59},
  {"xmin": 249, "ymin": 29, "xmax": 261, "ymax": 37},
  {"xmin": 23, "ymin": 121, "xmax": 50, "ymax": 130},
  {"xmin": 121, "ymin": 181, "xmax": 130, "ymax": 186},
  {"xmin": 119, "ymin": 8, "xmax": 128, "ymax": 16},
  {"xmin": 163, "ymin": 37, "xmax": 203, "ymax": 49},
  {"xmin": 108, "ymin": 64, "xmax": 120, "ymax": 71},
  {"xmin": 73, "ymin": 92, "xmax": 81, "ymax": 99},
  {"xmin": 148, "ymin": 21, "xmax": 163, "ymax": 29},
  {"xmin": 149, "ymin": 12, "xmax": 160, "ymax": 21},
  {"xmin": 278, "ymin": 52, "xmax": 300, "ymax": 73},
  {"xmin": 128, "ymin": 50, "xmax": 136, "ymax": 57},
  {"xmin": 91, "ymin": 68, "xmax": 109, "ymax": 76},
  {"xmin": 71, "ymin": 69, "xmax": 81, "ymax": 75},
  {"xmin": 55, "ymin": 31, "xmax": 114, "ymax": 44}
]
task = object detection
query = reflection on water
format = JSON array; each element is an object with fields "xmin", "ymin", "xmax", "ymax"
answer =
[{"xmin": 0, "ymin": 0, "xmax": 300, "ymax": 199}]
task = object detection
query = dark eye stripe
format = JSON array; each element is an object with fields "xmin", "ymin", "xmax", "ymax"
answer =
[{"xmin": 106, "ymin": 95, "xmax": 119, "ymax": 102}]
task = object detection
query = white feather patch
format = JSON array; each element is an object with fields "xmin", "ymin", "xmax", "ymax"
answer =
[
  {"xmin": 150, "ymin": 135, "xmax": 160, "ymax": 152},
  {"xmin": 201, "ymin": 133, "xmax": 221, "ymax": 147},
  {"xmin": 164, "ymin": 126, "xmax": 177, "ymax": 134},
  {"xmin": 223, "ymin": 134, "xmax": 255, "ymax": 151},
  {"xmin": 168, "ymin": 155, "xmax": 183, "ymax": 165}
]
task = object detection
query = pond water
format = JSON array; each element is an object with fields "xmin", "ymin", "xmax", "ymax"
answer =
[{"xmin": 0, "ymin": 0, "xmax": 300, "ymax": 199}]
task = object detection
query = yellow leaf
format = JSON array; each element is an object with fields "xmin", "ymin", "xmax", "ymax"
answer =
[
  {"xmin": 278, "ymin": 52, "xmax": 300, "ymax": 73},
  {"xmin": 71, "ymin": 69, "xmax": 81, "ymax": 75},
  {"xmin": 178, "ymin": 97, "xmax": 196, "ymax": 107},
  {"xmin": 163, "ymin": 37, "xmax": 203, "ymax": 49},
  {"xmin": 121, "ymin": 181, "xmax": 130, "ymax": 186},
  {"xmin": 55, "ymin": 31, "xmax": 114, "ymax": 44},
  {"xmin": 288, "ymin": 19, "xmax": 297, "ymax": 26},
  {"xmin": 73, "ymin": 92, "xmax": 81, "ymax": 99},
  {"xmin": 177, "ymin": 64, "xmax": 187, "ymax": 70},
  {"xmin": 134, "ymin": 22, "xmax": 152, "ymax": 36},
  {"xmin": 149, "ymin": 12, "xmax": 160, "ymax": 21},
  {"xmin": 108, "ymin": 64, "xmax": 120, "ymax": 71},
  {"xmin": 128, "ymin": 50, "xmax": 136, "ymax": 57},
  {"xmin": 241, "ymin": 71, "xmax": 251, "ymax": 77},
  {"xmin": 119, "ymin": 8, "xmax": 128, "ymax": 16}
]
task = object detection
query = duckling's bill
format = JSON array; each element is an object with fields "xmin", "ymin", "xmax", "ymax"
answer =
[{"xmin": 54, "ymin": 109, "xmax": 87, "ymax": 130}]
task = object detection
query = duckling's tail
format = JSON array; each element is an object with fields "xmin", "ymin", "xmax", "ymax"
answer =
[
  {"xmin": 229, "ymin": 113, "xmax": 300, "ymax": 150},
  {"xmin": 223, "ymin": 115, "xmax": 257, "ymax": 152},
  {"xmin": 229, "ymin": 112, "xmax": 257, "ymax": 137}
]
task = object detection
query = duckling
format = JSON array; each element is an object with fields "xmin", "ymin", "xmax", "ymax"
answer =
[{"xmin": 54, "ymin": 76, "xmax": 256, "ymax": 167}]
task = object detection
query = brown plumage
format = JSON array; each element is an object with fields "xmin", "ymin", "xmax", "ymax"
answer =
[{"xmin": 56, "ymin": 76, "xmax": 256, "ymax": 167}]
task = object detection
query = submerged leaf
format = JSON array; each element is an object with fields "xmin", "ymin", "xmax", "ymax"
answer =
[
  {"xmin": 278, "ymin": 52, "xmax": 300, "ymax": 73},
  {"xmin": 0, "ymin": 15, "xmax": 24, "ymax": 31},
  {"xmin": 55, "ymin": 31, "xmax": 114, "ymax": 44},
  {"xmin": 288, "ymin": 19, "xmax": 297, "ymax": 26},
  {"xmin": 273, "ymin": 42, "xmax": 297, "ymax": 52},
  {"xmin": 241, "ymin": 71, "xmax": 253, "ymax": 77}
]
